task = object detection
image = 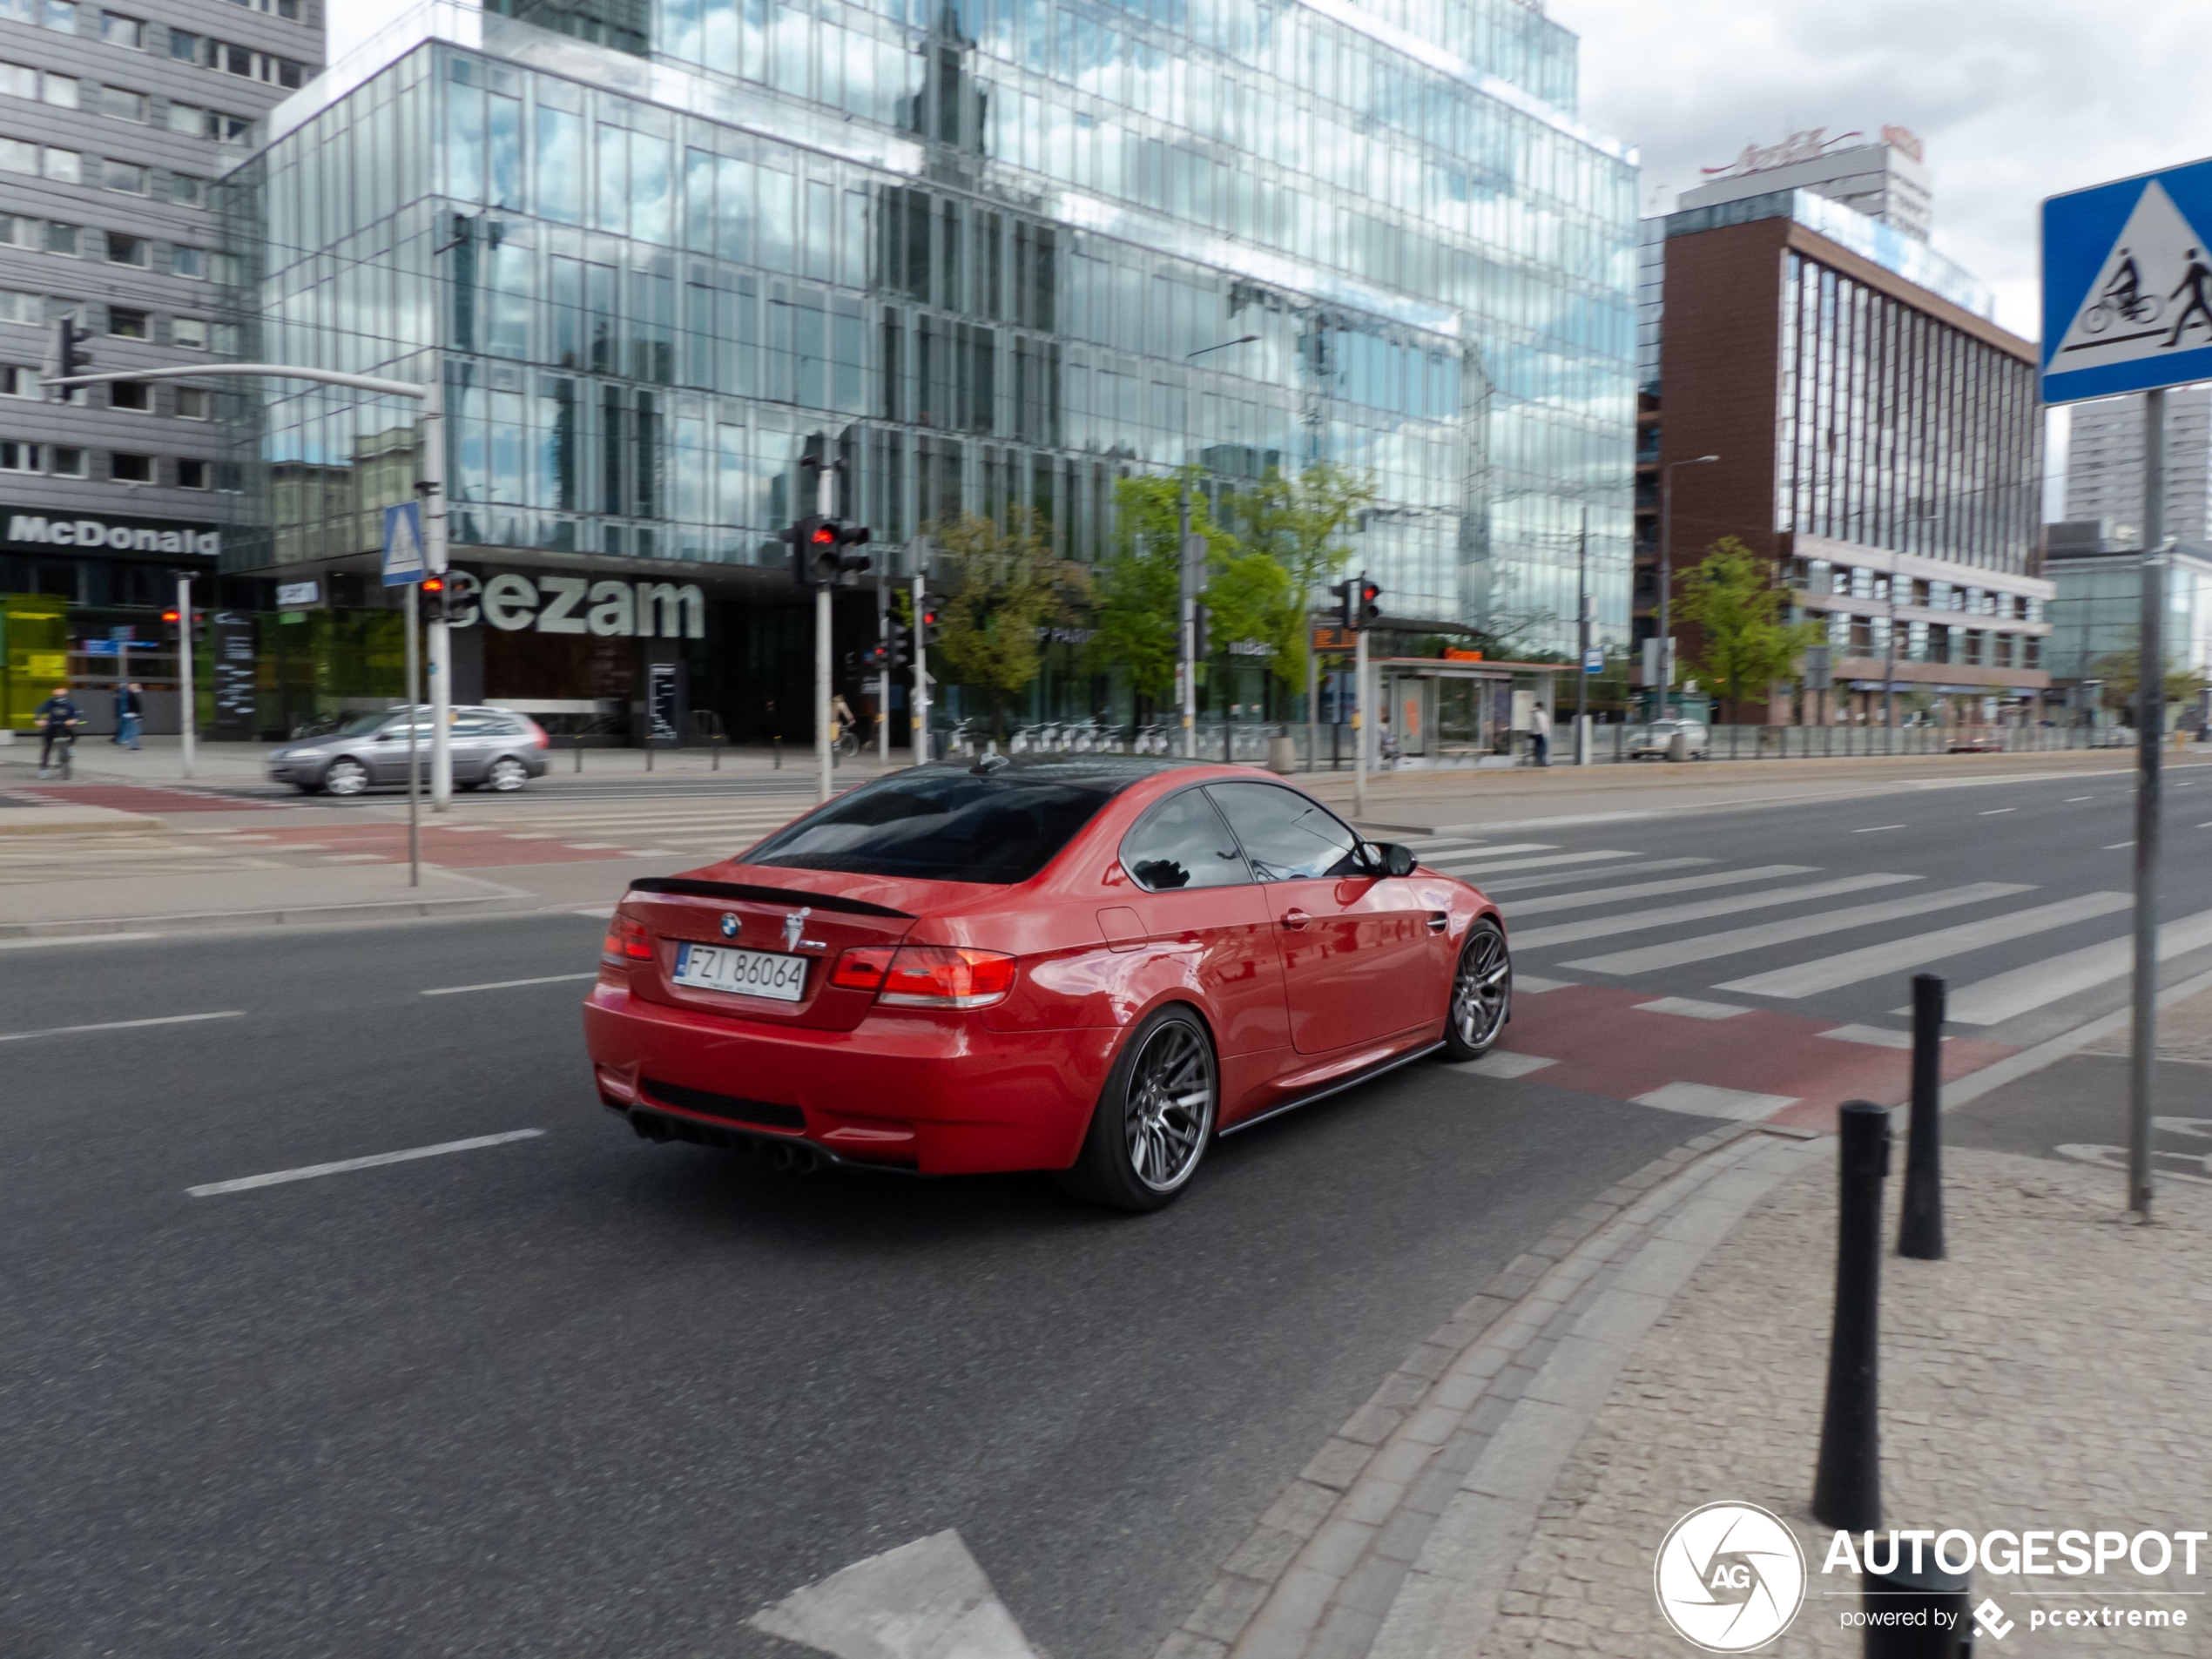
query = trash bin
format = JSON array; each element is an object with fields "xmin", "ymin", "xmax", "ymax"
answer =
[
  {"xmin": 1667, "ymin": 730, "xmax": 1689, "ymax": 763},
  {"xmin": 1265, "ymin": 733, "xmax": 1297, "ymax": 774}
]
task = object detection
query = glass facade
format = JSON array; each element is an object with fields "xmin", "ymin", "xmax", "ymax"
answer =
[
  {"xmin": 1774, "ymin": 249, "xmax": 2040, "ymax": 577},
  {"xmin": 219, "ymin": 0, "xmax": 1635, "ymax": 664}
]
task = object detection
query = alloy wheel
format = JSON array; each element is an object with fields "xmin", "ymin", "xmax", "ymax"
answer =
[
  {"xmin": 488, "ymin": 757, "xmax": 528, "ymax": 792},
  {"xmin": 1123, "ymin": 1021, "xmax": 1214, "ymax": 1193},
  {"xmin": 325, "ymin": 759, "xmax": 368, "ymax": 797},
  {"xmin": 1452, "ymin": 927, "xmax": 1511, "ymax": 1051}
]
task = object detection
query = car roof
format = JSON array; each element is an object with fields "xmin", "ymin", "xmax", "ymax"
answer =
[{"xmin": 912, "ymin": 755, "xmax": 1214, "ymax": 790}]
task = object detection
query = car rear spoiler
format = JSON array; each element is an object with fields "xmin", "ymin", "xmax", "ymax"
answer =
[{"xmin": 624, "ymin": 875, "xmax": 914, "ymax": 920}]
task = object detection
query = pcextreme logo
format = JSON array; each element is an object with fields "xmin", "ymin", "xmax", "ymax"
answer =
[{"xmin": 1654, "ymin": 1502, "xmax": 1807, "ymax": 1652}]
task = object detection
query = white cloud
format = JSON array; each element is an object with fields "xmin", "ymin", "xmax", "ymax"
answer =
[
  {"xmin": 1547, "ymin": 0, "xmax": 2212, "ymax": 342},
  {"xmin": 329, "ymin": 0, "xmax": 427, "ymax": 63}
]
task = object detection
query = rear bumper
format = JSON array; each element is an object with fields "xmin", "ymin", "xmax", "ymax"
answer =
[{"xmin": 581, "ymin": 981, "xmax": 1117, "ymax": 1176}]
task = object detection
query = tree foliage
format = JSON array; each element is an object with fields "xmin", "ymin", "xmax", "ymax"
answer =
[
  {"xmin": 2088, "ymin": 646, "xmax": 2211, "ymax": 715},
  {"xmin": 1086, "ymin": 470, "xmax": 1238, "ymax": 704},
  {"xmin": 1673, "ymin": 537, "xmax": 1824, "ymax": 718},
  {"xmin": 929, "ymin": 509, "xmax": 1087, "ymax": 737}
]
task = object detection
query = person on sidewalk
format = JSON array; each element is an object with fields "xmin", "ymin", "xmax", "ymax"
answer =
[
  {"xmin": 1377, "ymin": 712, "xmax": 1400, "ymax": 769},
  {"xmin": 34, "ymin": 685, "xmax": 84, "ymax": 778},
  {"xmin": 111, "ymin": 681, "xmax": 144, "ymax": 751},
  {"xmin": 1529, "ymin": 700, "xmax": 1551, "ymax": 767}
]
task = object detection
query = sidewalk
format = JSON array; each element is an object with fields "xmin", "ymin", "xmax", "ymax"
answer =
[{"xmin": 1163, "ymin": 997, "xmax": 2212, "ymax": 1659}]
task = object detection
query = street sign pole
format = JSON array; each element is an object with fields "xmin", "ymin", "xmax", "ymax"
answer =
[
  {"xmin": 2040, "ymin": 158, "xmax": 2212, "ymax": 1220},
  {"xmin": 876, "ymin": 571, "xmax": 891, "ymax": 768},
  {"xmin": 1576, "ymin": 507, "xmax": 1590, "ymax": 765},
  {"xmin": 2130, "ymin": 389, "xmax": 2167, "ymax": 1222},
  {"xmin": 403, "ymin": 579, "xmax": 421, "ymax": 888},
  {"xmin": 420, "ymin": 374, "xmax": 451, "ymax": 812},
  {"xmin": 817, "ymin": 463, "xmax": 835, "ymax": 805},
  {"xmin": 1353, "ymin": 601, "xmax": 1368, "ymax": 819},
  {"xmin": 912, "ymin": 565, "xmax": 929, "ymax": 764},
  {"xmin": 175, "ymin": 572, "xmax": 194, "ymax": 779}
]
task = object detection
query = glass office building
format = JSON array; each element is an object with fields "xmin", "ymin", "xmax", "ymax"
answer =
[{"xmin": 217, "ymin": 0, "xmax": 1635, "ymax": 735}]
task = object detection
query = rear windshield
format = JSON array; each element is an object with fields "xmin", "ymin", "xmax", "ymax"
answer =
[{"xmin": 743, "ymin": 768, "xmax": 1119, "ymax": 884}]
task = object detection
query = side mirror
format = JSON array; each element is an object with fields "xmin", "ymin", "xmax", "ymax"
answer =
[{"xmin": 1362, "ymin": 841, "xmax": 1416, "ymax": 878}]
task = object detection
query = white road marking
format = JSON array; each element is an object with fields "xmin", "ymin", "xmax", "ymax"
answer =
[
  {"xmin": 2105, "ymin": 840, "xmax": 2135, "ymax": 849},
  {"xmin": 186, "ymin": 1129, "xmax": 547, "ymax": 1198},
  {"xmin": 1853, "ymin": 824, "xmax": 1906, "ymax": 833},
  {"xmin": 1632, "ymin": 1082, "xmax": 1797, "ymax": 1120},
  {"xmin": 1420, "ymin": 842, "xmax": 1558, "ymax": 865},
  {"xmin": 751, "ymin": 1530, "xmax": 1039, "ymax": 1659},
  {"xmin": 1633, "ymin": 996, "xmax": 1750, "ymax": 1021},
  {"xmin": 1512, "ymin": 974, "xmax": 1575, "ymax": 994},
  {"xmin": 1716, "ymin": 890, "xmax": 2135, "ymax": 999},
  {"xmin": 321, "ymin": 853, "xmax": 387, "ymax": 863},
  {"xmin": 1457, "ymin": 1051, "xmax": 1558, "ymax": 1079},
  {"xmin": 573, "ymin": 905, "xmax": 617, "ymax": 918},
  {"xmin": 2064, "ymin": 795, "xmax": 2094, "ymax": 801},
  {"xmin": 1569, "ymin": 882, "xmax": 2033, "ymax": 977},
  {"xmin": 421, "ymin": 973, "xmax": 598, "ymax": 996},
  {"xmin": 0, "ymin": 931, "xmax": 164, "ymax": 951},
  {"xmin": 1932, "ymin": 907, "xmax": 2212, "ymax": 1026},
  {"xmin": 1505, "ymin": 864, "xmax": 1817, "ymax": 919},
  {"xmin": 1, "ymin": 1009, "xmax": 243, "ymax": 1042},
  {"xmin": 624, "ymin": 848, "xmax": 685, "ymax": 857},
  {"xmin": 1432, "ymin": 849, "xmax": 1642, "ymax": 877},
  {"xmin": 1514, "ymin": 873, "xmax": 1922, "ymax": 952},
  {"xmin": 1477, "ymin": 857, "xmax": 1713, "ymax": 896},
  {"xmin": 1978, "ymin": 808, "xmax": 2015, "ymax": 815},
  {"xmin": 564, "ymin": 842, "xmax": 620, "ymax": 850},
  {"xmin": 1818, "ymin": 1024, "xmax": 1920, "ymax": 1049}
]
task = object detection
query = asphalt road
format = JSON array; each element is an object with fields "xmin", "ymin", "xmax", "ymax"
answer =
[
  {"xmin": 8, "ymin": 760, "xmax": 2203, "ymax": 1658},
  {"xmin": 0, "ymin": 914, "xmax": 1704, "ymax": 1659}
]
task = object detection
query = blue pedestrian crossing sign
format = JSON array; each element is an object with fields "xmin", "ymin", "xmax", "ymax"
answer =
[
  {"xmin": 381, "ymin": 500, "xmax": 426, "ymax": 586},
  {"xmin": 2043, "ymin": 157, "xmax": 2212, "ymax": 404}
]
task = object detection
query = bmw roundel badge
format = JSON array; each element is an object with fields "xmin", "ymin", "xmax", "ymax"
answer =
[{"xmin": 719, "ymin": 913, "xmax": 740, "ymax": 939}]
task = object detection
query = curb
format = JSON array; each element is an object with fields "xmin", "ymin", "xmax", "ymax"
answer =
[
  {"xmin": 0, "ymin": 887, "xmax": 543, "ymax": 939},
  {"xmin": 1155, "ymin": 1120, "xmax": 1824, "ymax": 1659}
]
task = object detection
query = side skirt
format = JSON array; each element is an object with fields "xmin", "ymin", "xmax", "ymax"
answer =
[{"xmin": 1217, "ymin": 1039, "xmax": 1447, "ymax": 1139}]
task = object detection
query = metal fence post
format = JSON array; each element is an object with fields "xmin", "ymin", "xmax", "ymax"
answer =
[
  {"xmin": 1813, "ymin": 1098, "xmax": 1892, "ymax": 1532},
  {"xmin": 1898, "ymin": 974, "xmax": 1946, "ymax": 1260}
]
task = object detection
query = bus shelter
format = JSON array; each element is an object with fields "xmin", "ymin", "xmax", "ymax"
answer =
[{"xmin": 1372, "ymin": 658, "xmax": 1562, "ymax": 762}]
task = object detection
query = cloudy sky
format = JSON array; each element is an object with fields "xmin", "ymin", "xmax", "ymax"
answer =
[{"xmin": 1548, "ymin": 0, "xmax": 2212, "ymax": 343}]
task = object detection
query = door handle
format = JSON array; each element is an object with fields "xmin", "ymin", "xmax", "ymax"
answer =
[
  {"xmin": 1428, "ymin": 911, "xmax": 1449, "ymax": 933},
  {"xmin": 1281, "ymin": 908, "xmax": 1311, "ymax": 930}
]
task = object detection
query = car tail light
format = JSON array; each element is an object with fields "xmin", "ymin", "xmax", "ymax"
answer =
[
  {"xmin": 525, "ymin": 717, "xmax": 550, "ymax": 750},
  {"xmin": 875, "ymin": 946, "xmax": 1018, "ymax": 1009},
  {"xmin": 601, "ymin": 913, "xmax": 652, "ymax": 965},
  {"xmin": 830, "ymin": 945, "xmax": 897, "ymax": 990}
]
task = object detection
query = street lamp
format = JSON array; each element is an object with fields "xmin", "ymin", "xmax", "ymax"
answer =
[{"xmin": 1656, "ymin": 455, "xmax": 1719, "ymax": 717}]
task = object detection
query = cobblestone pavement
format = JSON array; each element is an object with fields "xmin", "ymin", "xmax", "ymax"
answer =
[
  {"xmin": 1478, "ymin": 1146, "xmax": 2210, "ymax": 1657},
  {"xmin": 2083, "ymin": 982, "xmax": 2212, "ymax": 1066}
]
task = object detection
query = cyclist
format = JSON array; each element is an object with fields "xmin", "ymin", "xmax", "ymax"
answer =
[
  {"xmin": 830, "ymin": 691, "xmax": 859, "ymax": 758},
  {"xmin": 35, "ymin": 685, "xmax": 84, "ymax": 778},
  {"xmin": 2103, "ymin": 247, "xmax": 2142, "ymax": 314}
]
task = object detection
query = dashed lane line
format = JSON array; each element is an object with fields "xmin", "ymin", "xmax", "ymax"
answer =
[
  {"xmin": 1, "ymin": 1010, "xmax": 244, "ymax": 1042},
  {"xmin": 185, "ymin": 1129, "xmax": 548, "ymax": 1198},
  {"xmin": 421, "ymin": 973, "xmax": 598, "ymax": 996}
]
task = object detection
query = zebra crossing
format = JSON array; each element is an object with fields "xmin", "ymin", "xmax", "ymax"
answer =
[{"xmin": 1404, "ymin": 832, "xmax": 2212, "ymax": 1050}]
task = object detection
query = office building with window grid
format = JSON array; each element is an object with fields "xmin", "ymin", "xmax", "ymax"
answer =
[
  {"xmin": 0, "ymin": 0, "xmax": 317, "ymax": 733},
  {"xmin": 212, "ymin": 0, "xmax": 1635, "ymax": 742}
]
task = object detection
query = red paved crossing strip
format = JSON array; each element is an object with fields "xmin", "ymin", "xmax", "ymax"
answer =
[
  {"xmin": 1501, "ymin": 983, "xmax": 2015, "ymax": 1134},
  {"xmin": 16, "ymin": 784, "xmax": 281, "ymax": 813}
]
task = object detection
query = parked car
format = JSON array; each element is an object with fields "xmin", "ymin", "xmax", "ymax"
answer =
[
  {"xmin": 1946, "ymin": 733, "xmax": 2006, "ymax": 754},
  {"xmin": 583, "ymin": 757, "xmax": 1513, "ymax": 1210},
  {"xmin": 1624, "ymin": 718, "xmax": 1710, "ymax": 760},
  {"xmin": 267, "ymin": 705, "xmax": 550, "ymax": 795}
]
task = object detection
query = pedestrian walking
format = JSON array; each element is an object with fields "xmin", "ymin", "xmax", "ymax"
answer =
[
  {"xmin": 1377, "ymin": 712, "xmax": 1400, "ymax": 768},
  {"xmin": 1530, "ymin": 700, "xmax": 1552, "ymax": 767},
  {"xmin": 112, "ymin": 680, "xmax": 144, "ymax": 750},
  {"xmin": 34, "ymin": 685, "xmax": 83, "ymax": 778}
]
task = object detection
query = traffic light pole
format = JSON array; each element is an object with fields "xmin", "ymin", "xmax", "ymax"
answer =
[
  {"xmin": 1353, "ymin": 609, "xmax": 1368, "ymax": 819},
  {"xmin": 817, "ymin": 465, "xmax": 836, "ymax": 805},
  {"xmin": 403, "ymin": 578, "xmax": 421, "ymax": 887},
  {"xmin": 44, "ymin": 360, "xmax": 450, "ymax": 801},
  {"xmin": 912, "ymin": 569, "xmax": 929, "ymax": 764},
  {"xmin": 174, "ymin": 572, "xmax": 195, "ymax": 780},
  {"xmin": 876, "ymin": 573, "xmax": 891, "ymax": 768},
  {"xmin": 1178, "ymin": 486, "xmax": 1197, "ymax": 759}
]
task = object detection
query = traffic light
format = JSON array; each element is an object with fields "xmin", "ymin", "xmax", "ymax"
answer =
[
  {"xmin": 859, "ymin": 637, "xmax": 908, "ymax": 673},
  {"xmin": 914, "ymin": 595, "xmax": 941, "ymax": 650},
  {"xmin": 43, "ymin": 318, "xmax": 91, "ymax": 398},
  {"xmin": 1190, "ymin": 603, "xmax": 1210, "ymax": 659},
  {"xmin": 158, "ymin": 607, "xmax": 204, "ymax": 641},
  {"xmin": 1332, "ymin": 577, "xmax": 1355, "ymax": 631},
  {"xmin": 782, "ymin": 516, "xmax": 873, "ymax": 586},
  {"xmin": 1358, "ymin": 575, "xmax": 1382, "ymax": 629},
  {"xmin": 419, "ymin": 574, "xmax": 448, "ymax": 624}
]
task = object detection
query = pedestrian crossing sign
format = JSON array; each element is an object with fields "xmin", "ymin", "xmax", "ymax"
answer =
[
  {"xmin": 381, "ymin": 501, "xmax": 426, "ymax": 586},
  {"xmin": 2043, "ymin": 156, "xmax": 2212, "ymax": 404}
]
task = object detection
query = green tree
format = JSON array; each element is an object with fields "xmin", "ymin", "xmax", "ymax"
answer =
[
  {"xmin": 1673, "ymin": 537, "xmax": 1824, "ymax": 720},
  {"xmin": 2089, "ymin": 646, "xmax": 2211, "ymax": 718},
  {"xmin": 1086, "ymin": 470, "xmax": 1238, "ymax": 714},
  {"xmin": 930, "ymin": 509, "xmax": 1087, "ymax": 738},
  {"xmin": 1232, "ymin": 461, "xmax": 1376, "ymax": 719}
]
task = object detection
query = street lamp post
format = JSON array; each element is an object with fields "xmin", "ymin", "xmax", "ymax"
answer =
[
  {"xmin": 1656, "ymin": 455, "xmax": 1719, "ymax": 718},
  {"xmin": 1181, "ymin": 335, "xmax": 1261, "ymax": 760}
]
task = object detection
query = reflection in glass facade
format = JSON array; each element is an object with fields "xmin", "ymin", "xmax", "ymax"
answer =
[{"xmin": 221, "ymin": 0, "xmax": 1635, "ymax": 650}]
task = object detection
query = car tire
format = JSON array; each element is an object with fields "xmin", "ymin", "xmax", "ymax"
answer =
[
  {"xmin": 323, "ymin": 757, "xmax": 370, "ymax": 797},
  {"xmin": 1440, "ymin": 919, "xmax": 1511, "ymax": 1061},
  {"xmin": 486, "ymin": 756, "xmax": 529, "ymax": 792},
  {"xmin": 1058, "ymin": 1004, "xmax": 1217, "ymax": 1212}
]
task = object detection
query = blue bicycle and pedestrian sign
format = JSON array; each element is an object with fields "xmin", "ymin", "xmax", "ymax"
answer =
[
  {"xmin": 381, "ymin": 500, "xmax": 426, "ymax": 586},
  {"xmin": 2043, "ymin": 156, "xmax": 2212, "ymax": 404}
]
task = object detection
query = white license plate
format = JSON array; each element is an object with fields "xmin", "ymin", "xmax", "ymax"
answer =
[{"xmin": 672, "ymin": 941, "xmax": 810, "ymax": 1002}]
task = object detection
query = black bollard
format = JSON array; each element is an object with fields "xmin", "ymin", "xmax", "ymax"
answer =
[
  {"xmin": 644, "ymin": 736, "xmax": 653, "ymax": 772},
  {"xmin": 1813, "ymin": 1099, "xmax": 1892, "ymax": 1532},
  {"xmin": 573, "ymin": 732, "xmax": 583, "ymax": 772},
  {"xmin": 1863, "ymin": 1556, "xmax": 1973, "ymax": 1657},
  {"xmin": 1898, "ymin": 974, "xmax": 1946, "ymax": 1260}
]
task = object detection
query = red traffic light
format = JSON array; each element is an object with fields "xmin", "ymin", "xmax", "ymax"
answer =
[
  {"xmin": 421, "ymin": 576, "xmax": 446, "ymax": 593},
  {"xmin": 810, "ymin": 524, "xmax": 836, "ymax": 545},
  {"xmin": 161, "ymin": 608, "xmax": 180, "ymax": 624}
]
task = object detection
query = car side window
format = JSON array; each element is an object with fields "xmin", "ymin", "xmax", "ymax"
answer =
[
  {"xmin": 1207, "ymin": 782, "xmax": 1366, "ymax": 881},
  {"xmin": 1120, "ymin": 789, "xmax": 1251, "ymax": 893}
]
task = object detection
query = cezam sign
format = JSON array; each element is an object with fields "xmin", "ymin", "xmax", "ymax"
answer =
[
  {"xmin": 5, "ymin": 513, "xmax": 220, "ymax": 556},
  {"xmin": 439, "ymin": 570, "xmax": 706, "ymax": 639}
]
